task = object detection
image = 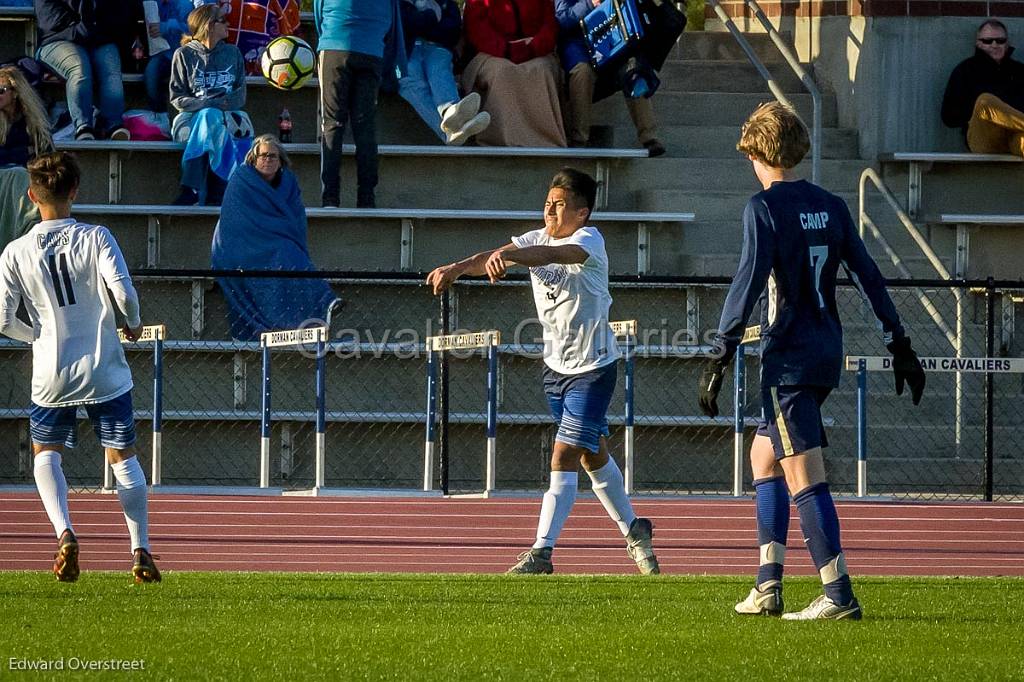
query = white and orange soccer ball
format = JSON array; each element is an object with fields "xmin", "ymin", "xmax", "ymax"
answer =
[{"xmin": 260, "ymin": 36, "xmax": 316, "ymax": 91}]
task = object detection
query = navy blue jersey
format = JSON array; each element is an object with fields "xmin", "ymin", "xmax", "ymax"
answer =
[{"xmin": 712, "ymin": 180, "xmax": 905, "ymax": 387}]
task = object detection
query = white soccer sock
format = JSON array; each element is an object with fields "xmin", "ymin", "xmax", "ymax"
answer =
[
  {"xmin": 110, "ymin": 456, "xmax": 149, "ymax": 552},
  {"xmin": 532, "ymin": 471, "xmax": 578, "ymax": 549},
  {"xmin": 586, "ymin": 458, "xmax": 636, "ymax": 536},
  {"xmin": 33, "ymin": 451, "xmax": 73, "ymax": 538}
]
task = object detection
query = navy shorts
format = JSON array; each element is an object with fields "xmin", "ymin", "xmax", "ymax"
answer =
[
  {"xmin": 30, "ymin": 390, "xmax": 137, "ymax": 450},
  {"xmin": 756, "ymin": 385, "xmax": 831, "ymax": 459},
  {"xmin": 543, "ymin": 362, "xmax": 617, "ymax": 454}
]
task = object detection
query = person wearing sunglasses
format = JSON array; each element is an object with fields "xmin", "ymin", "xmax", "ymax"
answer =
[{"xmin": 941, "ymin": 18, "xmax": 1024, "ymax": 156}]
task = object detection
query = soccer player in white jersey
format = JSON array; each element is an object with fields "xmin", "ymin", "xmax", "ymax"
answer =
[
  {"xmin": 427, "ymin": 168, "xmax": 658, "ymax": 575},
  {"xmin": 0, "ymin": 152, "xmax": 160, "ymax": 583}
]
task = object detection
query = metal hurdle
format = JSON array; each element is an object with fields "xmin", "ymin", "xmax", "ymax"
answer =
[
  {"xmin": 845, "ymin": 354, "xmax": 1024, "ymax": 499},
  {"xmin": 610, "ymin": 321, "xmax": 638, "ymax": 493},
  {"xmin": 423, "ymin": 330, "xmax": 500, "ymax": 494},
  {"xmin": 103, "ymin": 325, "xmax": 166, "ymax": 490},
  {"xmin": 259, "ymin": 326, "xmax": 328, "ymax": 490}
]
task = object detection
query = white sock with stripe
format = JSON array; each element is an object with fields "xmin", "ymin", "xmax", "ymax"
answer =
[
  {"xmin": 532, "ymin": 471, "xmax": 578, "ymax": 549},
  {"xmin": 110, "ymin": 456, "xmax": 150, "ymax": 552},
  {"xmin": 586, "ymin": 458, "xmax": 636, "ymax": 535},
  {"xmin": 33, "ymin": 451, "xmax": 74, "ymax": 538}
]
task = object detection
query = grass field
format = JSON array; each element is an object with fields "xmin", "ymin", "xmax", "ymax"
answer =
[{"xmin": 2, "ymin": 572, "xmax": 1023, "ymax": 680}]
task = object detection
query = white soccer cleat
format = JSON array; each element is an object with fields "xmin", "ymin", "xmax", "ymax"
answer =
[
  {"xmin": 734, "ymin": 580, "xmax": 783, "ymax": 616},
  {"xmin": 781, "ymin": 594, "xmax": 862, "ymax": 621},
  {"xmin": 625, "ymin": 517, "xmax": 660, "ymax": 575}
]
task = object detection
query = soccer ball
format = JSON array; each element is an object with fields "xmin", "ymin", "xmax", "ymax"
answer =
[{"xmin": 260, "ymin": 36, "xmax": 316, "ymax": 91}]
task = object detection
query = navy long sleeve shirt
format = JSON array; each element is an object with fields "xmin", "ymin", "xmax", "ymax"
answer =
[{"xmin": 712, "ymin": 179, "xmax": 905, "ymax": 388}]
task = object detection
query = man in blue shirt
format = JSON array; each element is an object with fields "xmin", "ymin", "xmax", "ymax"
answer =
[
  {"xmin": 698, "ymin": 102, "xmax": 926, "ymax": 620},
  {"xmin": 315, "ymin": 0, "xmax": 404, "ymax": 208}
]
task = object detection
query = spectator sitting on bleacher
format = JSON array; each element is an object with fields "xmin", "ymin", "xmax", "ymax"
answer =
[
  {"xmin": 941, "ymin": 19, "xmax": 1024, "ymax": 157},
  {"xmin": 398, "ymin": 0, "xmax": 490, "ymax": 145},
  {"xmin": 169, "ymin": 3, "xmax": 252, "ymax": 206},
  {"xmin": 34, "ymin": 0, "xmax": 140, "ymax": 141},
  {"xmin": 194, "ymin": 0, "xmax": 301, "ymax": 76},
  {"xmin": 211, "ymin": 134, "xmax": 337, "ymax": 341},
  {"xmin": 144, "ymin": 0, "xmax": 193, "ymax": 115},
  {"xmin": 0, "ymin": 65, "xmax": 51, "ymax": 249},
  {"xmin": 554, "ymin": 0, "xmax": 664, "ymax": 156},
  {"xmin": 462, "ymin": 0, "xmax": 567, "ymax": 147}
]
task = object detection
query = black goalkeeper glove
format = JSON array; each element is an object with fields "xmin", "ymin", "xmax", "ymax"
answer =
[
  {"xmin": 886, "ymin": 336, "xmax": 926, "ymax": 405},
  {"xmin": 697, "ymin": 359, "xmax": 728, "ymax": 418}
]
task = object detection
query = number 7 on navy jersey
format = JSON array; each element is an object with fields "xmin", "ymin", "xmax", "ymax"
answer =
[
  {"xmin": 808, "ymin": 245, "xmax": 828, "ymax": 310},
  {"xmin": 46, "ymin": 253, "xmax": 76, "ymax": 307}
]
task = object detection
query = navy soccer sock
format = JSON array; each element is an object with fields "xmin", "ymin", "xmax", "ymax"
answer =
[
  {"xmin": 794, "ymin": 482, "xmax": 854, "ymax": 605},
  {"xmin": 753, "ymin": 476, "xmax": 789, "ymax": 588}
]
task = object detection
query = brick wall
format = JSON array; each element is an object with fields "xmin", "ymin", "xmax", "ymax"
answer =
[{"xmin": 708, "ymin": 0, "xmax": 1024, "ymax": 18}]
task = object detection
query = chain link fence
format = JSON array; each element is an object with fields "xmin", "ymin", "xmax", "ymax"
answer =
[{"xmin": 0, "ymin": 271, "xmax": 1021, "ymax": 500}]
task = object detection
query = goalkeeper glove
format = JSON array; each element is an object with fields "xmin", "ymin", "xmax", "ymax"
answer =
[
  {"xmin": 697, "ymin": 359, "xmax": 728, "ymax": 418},
  {"xmin": 886, "ymin": 336, "xmax": 926, "ymax": 405}
]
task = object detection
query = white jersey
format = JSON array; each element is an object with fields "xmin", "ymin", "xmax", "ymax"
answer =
[
  {"xmin": 512, "ymin": 225, "xmax": 620, "ymax": 375},
  {"xmin": 0, "ymin": 218, "xmax": 140, "ymax": 407}
]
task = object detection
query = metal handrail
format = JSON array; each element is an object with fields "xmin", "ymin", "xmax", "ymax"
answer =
[
  {"xmin": 858, "ymin": 167, "xmax": 957, "ymax": 349},
  {"xmin": 706, "ymin": 0, "xmax": 821, "ymax": 184}
]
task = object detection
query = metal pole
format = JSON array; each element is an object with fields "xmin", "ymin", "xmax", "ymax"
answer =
[
  {"xmin": 485, "ymin": 341, "xmax": 498, "ymax": 494},
  {"xmin": 732, "ymin": 345, "xmax": 746, "ymax": 497},
  {"xmin": 624, "ymin": 334, "xmax": 635, "ymax": 495},
  {"xmin": 423, "ymin": 348, "xmax": 437, "ymax": 492},
  {"xmin": 152, "ymin": 334, "xmax": 163, "ymax": 486},
  {"xmin": 984, "ymin": 279, "xmax": 995, "ymax": 501},
  {"xmin": 439, "ymin": 291, "xmax": 451, "ymax": 495},
  {"xmin": 315, "ymin": 333, "xmax": 326, "ymax": 490},
  {"xmin": 856, "ymin": 359, "xmax": 867, "ymax": 498},
  {"xmin": 260, "ymin": 343, "xmax": 271, "ymax": 488}
]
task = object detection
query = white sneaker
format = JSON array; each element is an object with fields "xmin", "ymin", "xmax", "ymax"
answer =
[
  {"xmin": 446, "ymin": 111, "xmax": 490, "ymax": 146},
  {"xmin": 625, "ymin": 517, "xmax": 660, "ymax": 575},
  {"xmin": 440, "ymin": 92, "xmax": 481, "ymax": 135},
  {"xmin": 734, "ymin": 580, "xmax": 783, "ymax": 616},
  {"xmin": 781, "ymin": 594, "xmax": 862, "ymax": 621},
  {"xmin": 109, "ymin": 127, "xmax": 131, "ymax": 141}
]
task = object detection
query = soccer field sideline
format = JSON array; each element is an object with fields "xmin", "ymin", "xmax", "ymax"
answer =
[{"xmin": 2, "ymin": 493, "xmax": 1023, "ymax": 576}]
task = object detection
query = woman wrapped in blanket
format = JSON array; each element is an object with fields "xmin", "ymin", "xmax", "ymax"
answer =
[
  {"xmin": 169, "ymin": 3, "xmax": 252, "ymax": 206},
  {"xmin": 211, "ymin": 135, "xmax": 338, "ymax": 341}
]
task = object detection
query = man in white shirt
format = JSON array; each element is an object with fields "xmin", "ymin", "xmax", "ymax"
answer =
[
  {"xmin": 0, "ymin": 152, "xmax": 160, "ymax": 584},
  {"xmin": 426, "ymin": 168, "xmax": 658, "ymax": 575}
]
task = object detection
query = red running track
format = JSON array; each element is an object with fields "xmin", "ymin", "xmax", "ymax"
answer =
[{"xmin": 1, "ymin": 493, "xmax": 1023, "ymax": 576}]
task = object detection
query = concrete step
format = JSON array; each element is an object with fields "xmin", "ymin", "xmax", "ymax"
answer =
[
  {"xmin": 594, "ymin": 90, "xmax": 838, "ymax": 127},
  {"xmin": 612, "ymin": 124, "xmax": 860, "ymax": 159},
  {"xmin": 622, "ymin": 157, "xmax": 866, "ymax": 195},
  {"xmin": 654, "ymin": 60, "xmax": 815, "ymax": 93},
  {"xmin": 674, "ymin": 29, "xmax": 796, "ymax": 62}
]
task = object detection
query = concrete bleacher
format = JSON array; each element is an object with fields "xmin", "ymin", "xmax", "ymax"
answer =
[{"xmin": 6, "ymin": 10, "xmax": 1013, "ymax": 494}]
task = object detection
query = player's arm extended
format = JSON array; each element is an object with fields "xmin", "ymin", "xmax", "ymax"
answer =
[
  {"xmin": 502, "ymin": 245, "xmax": 588, "ymax": 267},
  {"xmin": 426, "ymin": 243, "xmax": 518, "ymax": 294}
]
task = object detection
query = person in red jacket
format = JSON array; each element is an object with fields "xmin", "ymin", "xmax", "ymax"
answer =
[{"xmin": 462, "ymin": 0, "xmax": 567, "ymax": 147}]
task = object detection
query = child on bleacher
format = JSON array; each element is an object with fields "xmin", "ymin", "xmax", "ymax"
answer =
[{"xmin": 169, "ymin": 3, "xmax": 251, "ymax": 205}]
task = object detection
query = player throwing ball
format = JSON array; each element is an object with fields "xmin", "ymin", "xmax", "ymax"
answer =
[
  {"xmin": 427, "ymin": 168, "xmax": 658, "ymax": 575},
  {"xmin": 0, "ymin": 152, "xmax": 160, "ymax": 583},
  {"xmin": 699, "ymin": 103, "xmax": 925, "ymax": 619}
]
